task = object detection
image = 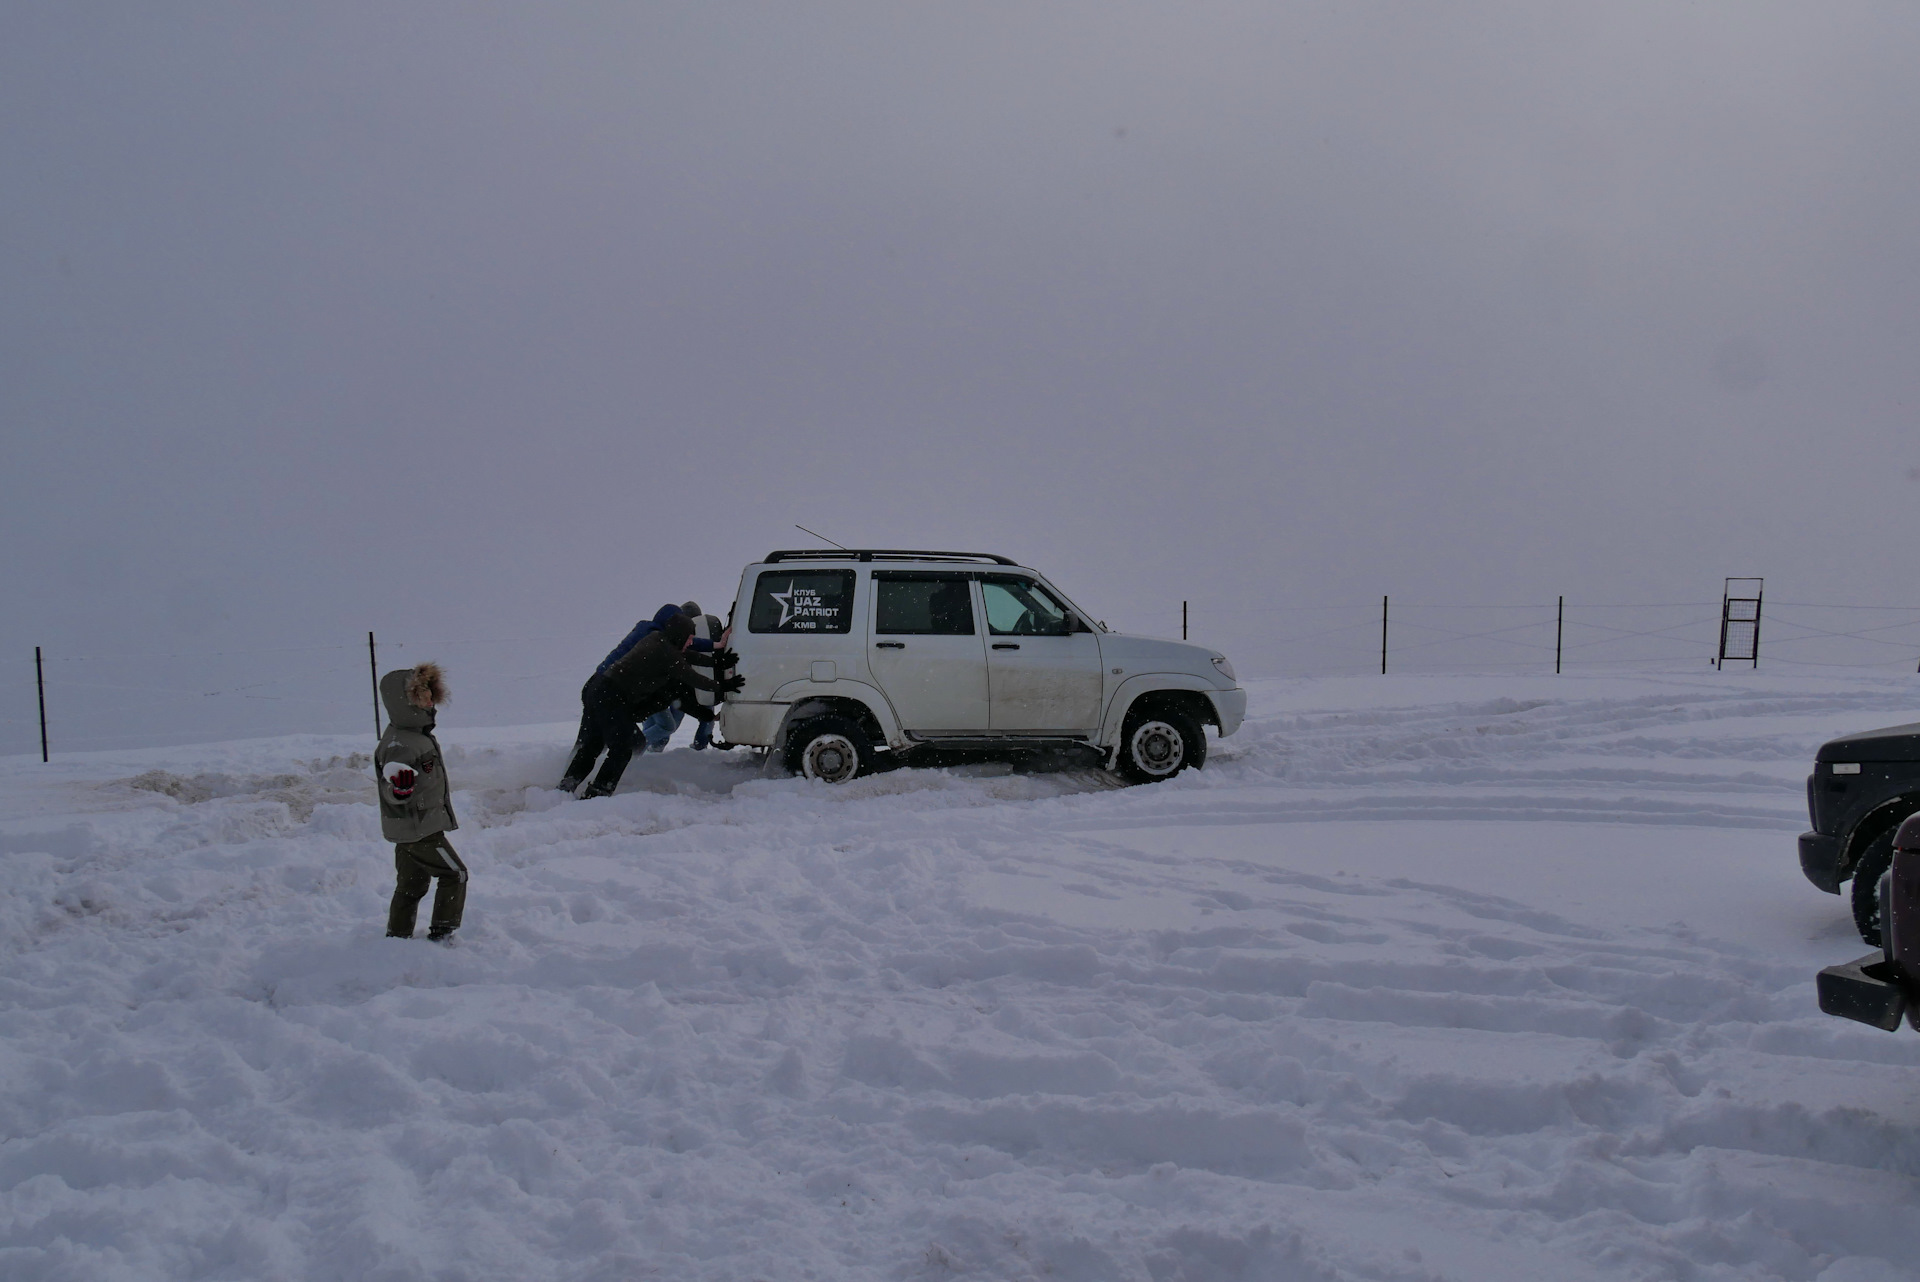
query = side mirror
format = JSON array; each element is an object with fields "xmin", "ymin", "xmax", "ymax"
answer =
[{"xmin": 1067, "ymin": 613, "xmax": 1093, "ymax": 634}]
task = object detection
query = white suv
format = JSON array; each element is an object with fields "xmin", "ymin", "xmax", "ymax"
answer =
[{"xmin": 716, "ymin": 549, "xmax": 1246, "ymax": 784}]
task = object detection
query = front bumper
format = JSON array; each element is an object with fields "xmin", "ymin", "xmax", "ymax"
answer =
[
  {"xmin": 1208, "ymin": 688, "xmax": 1248, "ymax": 738},
  {"xmin": 1818, "ymin": 952, "xmax": 1911, "ymax": 1031},
  {"xmin": 1800, "ymin": 830, "xmax": 1845, "ymax": 894}
]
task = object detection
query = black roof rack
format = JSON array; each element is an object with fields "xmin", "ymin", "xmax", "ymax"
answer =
[{"xmin": 762, "ymin": 548, "xmax": 1018, "ymax": 566}]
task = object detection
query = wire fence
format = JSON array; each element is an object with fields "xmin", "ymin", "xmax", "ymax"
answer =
[
  {"xmin": 5, "ymin": 632, "xmax": 602, "ymax": 758},
  {"xmin": 1189, "ymin": 599, "xmax": 1920, "ymax": 678},
  {"xmin": 10, "ymin": 599, "xmax": 1920, "ymax": 756}
]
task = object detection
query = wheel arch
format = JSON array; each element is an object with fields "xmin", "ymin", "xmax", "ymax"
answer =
[
  {"xmin": 1843, "ymin": 794, "xmax": 1920, "ymax": 881},
  {"xmin": 773, "ymin": 687, "xmax": 896, "ymax": 758},
  {"xmin": 1098, "ymin": 676, "xmax": 1220, "ymax": 762}
]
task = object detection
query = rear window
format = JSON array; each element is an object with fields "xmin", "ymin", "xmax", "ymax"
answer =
[
  {"xmin": 874, "ymin": 571, "xmax": 975, "ymax": 635},
  {"xmin": 748, "ymin": 569, "xmax": 855, "ymax": 633}
]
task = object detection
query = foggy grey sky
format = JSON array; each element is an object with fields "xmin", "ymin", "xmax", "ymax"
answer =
[{"xmin": 6, "ymin": 3, "xmax": 1920, "ymax": 744}]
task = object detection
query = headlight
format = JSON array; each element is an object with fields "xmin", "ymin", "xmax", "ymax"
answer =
[{"xmin": 1211, "ymin": 655, "xmax": 1236, "ymax": 682}]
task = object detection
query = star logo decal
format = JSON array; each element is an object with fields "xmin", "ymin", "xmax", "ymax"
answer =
[{"xmin": 769, "ymin": 582, "xmax": 796, "ymax": 628}]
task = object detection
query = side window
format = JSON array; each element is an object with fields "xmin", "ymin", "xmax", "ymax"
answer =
[
  {"xmin": 980, "ymin": 577, "xmax": 1071, "ymax": 637},
  {"xmin": 875, "ymin": 573, "xmax": 975, "ymax": 635},
  {"xmin": 748, "ymin": 570, "xmax": 855, "ymax": 633}
]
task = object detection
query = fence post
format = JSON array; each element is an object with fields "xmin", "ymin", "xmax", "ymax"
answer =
[
  {"xmin": 1556, "ymin": 596, "xmax": 1564, "ymax": 674},
  {"xmin": 368, "ymin": 632, "xmax": 381, "ymax": 740},
  {"xmin": 1381, "ymin": 596, "xmax": 1388, "ymax": 674},
  {"xmin": 35, "ymin": 646, "xmax": 48, "ymax": 763},
  {"xmin": 1182, "ymin": 601, "xmax": 1187, "ymax": 641}
]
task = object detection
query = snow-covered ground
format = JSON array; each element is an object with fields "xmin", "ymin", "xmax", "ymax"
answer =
[{"xmin": 5, "ymin": 673, "xmax": 1920, "ymax": 1281}]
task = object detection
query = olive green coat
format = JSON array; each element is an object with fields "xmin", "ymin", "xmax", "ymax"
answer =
[{"xmin": 374, "ymin": 669, "xmax": 458, "ymax": 843}]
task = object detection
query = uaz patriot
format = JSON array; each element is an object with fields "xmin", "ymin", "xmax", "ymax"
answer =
[{"xmin": 715, "ymin": 549, "xmax": 1245, "ymax": 784}]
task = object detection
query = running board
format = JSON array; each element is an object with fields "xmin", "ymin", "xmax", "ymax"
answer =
[{"xmin": 904, "ymin": 734, "xmax": 1094, "ymax": 751}]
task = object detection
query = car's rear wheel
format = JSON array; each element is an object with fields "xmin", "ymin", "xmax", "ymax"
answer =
[
  {"xmin": 1852, "ymin": 827, "xmax": 1899, "ymax": 947},
  {"xmin": 1115, "ymin": 704, "xmax": 1206, "ymax": 784},
  {"xmin": 786, "ymin": 715, "xmax": 871, "ymax": 784}
]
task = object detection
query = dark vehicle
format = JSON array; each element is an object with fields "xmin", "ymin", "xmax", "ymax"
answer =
[
  {"xmin": 1799, "ymin": 719, "xmax": 1920, "ymax": 946},
  {"xmin": 1818, "ymin": 814, "xmax": 1920, "ymax": 1031}
]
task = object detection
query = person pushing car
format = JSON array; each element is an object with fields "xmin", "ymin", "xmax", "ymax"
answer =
[
  {"xmin": 559, "ymin": 601, "xmax": 716, "ymax": 792},
  {"xmin": 559, "ymin": 611, "xmax": 742, "ymax": 798}
]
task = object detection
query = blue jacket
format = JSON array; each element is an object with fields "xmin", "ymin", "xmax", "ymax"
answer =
[{"xmin": 595, "ymin": 604, "xmax": 714, "ymax": 675}]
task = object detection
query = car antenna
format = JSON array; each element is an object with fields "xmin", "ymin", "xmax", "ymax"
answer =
[{"xmin": 794, "ymin": 524, "xmax": 848, "ymax": 550}]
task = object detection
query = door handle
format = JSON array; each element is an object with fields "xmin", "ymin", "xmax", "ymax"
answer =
[
  {"xmin": 992, "ymin": 643, "xmax": 1020, "ymax": 650},
  {"xmin": 875, "ymin": 641, "xmax": 905, "ymax": 649}
]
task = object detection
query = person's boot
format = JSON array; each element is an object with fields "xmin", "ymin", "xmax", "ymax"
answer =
[
  {"xmin": 556, "ymin": 775, "xmax": 582, "ymax": 794},
  {"xmin": 582, "ymin": 780, "xmax": 615, "ymax": 799}
]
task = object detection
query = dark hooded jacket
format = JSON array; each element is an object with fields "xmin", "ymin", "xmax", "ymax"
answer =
[
  {"xmin": 595, "ymin": 603, "xmax": 715, "ymax": 676},
  {"xmin": 375, "ymin": 668, "xmax": 458, "ymax": 844},
  {"xmin": 601, "ymin": 617, "xmax": 723, "ymax": 714}
]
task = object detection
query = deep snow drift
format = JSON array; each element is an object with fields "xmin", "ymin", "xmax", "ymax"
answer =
[{"xmin": 4, "ymin": 674, "xmax": 1920, "ymax": 1281}]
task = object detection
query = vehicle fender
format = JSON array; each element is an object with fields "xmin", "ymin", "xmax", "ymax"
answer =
[
  {"xmin": 770, "ymin": 679, "xmax": 905, "ymax": 752},
  {"xmin": 1843, "ymin": 795, "xmax": 1920, "ymax": 881},
  {"xmin": 1099, "ymin": 674, "xmax": 1226, "ymax": 751}
]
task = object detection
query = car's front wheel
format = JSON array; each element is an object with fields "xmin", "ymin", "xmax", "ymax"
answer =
[
  {"xmin": 1852, "ymin": 827, "xmax": 1900, "ymax": 947},
  {"xmin": 1115, "ymin": 704, "xmax": 1206, "ymax": 784},
  {"xmin": 785, "ymin": 715, "xmax": 871, "ymax": 784}
]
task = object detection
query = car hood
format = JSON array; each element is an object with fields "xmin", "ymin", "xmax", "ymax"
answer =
[
  {"xmin": 1098, "ymin": 633, "xmax": 1235, "ymax": 687},
  {"xmin": 1817, "ymin": 721, "xmax": 1920, "ymax": 763}
]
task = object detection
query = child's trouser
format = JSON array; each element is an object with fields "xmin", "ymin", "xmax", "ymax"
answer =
[{"xmin": 388, "ymin": 833, "xmax": 466, "ymax": 938}]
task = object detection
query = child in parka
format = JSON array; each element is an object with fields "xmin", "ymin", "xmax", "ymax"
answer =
[{"xmin": 375, "ymin": 662, "xmax": 466, "ymax": 941}]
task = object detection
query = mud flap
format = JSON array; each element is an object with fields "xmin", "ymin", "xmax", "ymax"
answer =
[{"xmin": 1817, "ymin": 953, "xmax": 1909, "ymax": 1031}]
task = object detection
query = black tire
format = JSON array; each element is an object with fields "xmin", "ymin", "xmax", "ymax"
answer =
[
  {"xmin": 1852, "ymin": 827, "xmax": 1899, "ymax": 947},
  {"xmin": 1114, "ymin": 703, "xmax": 1206, "ymax": 785},
  {"xmin": 784, "ymin": 715, "xmax": 872, "ymax": 784}
]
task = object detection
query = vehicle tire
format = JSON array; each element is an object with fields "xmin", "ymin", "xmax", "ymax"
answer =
[
  {"xmin": 785, "ymin": 715, "xmax": 871, "ymax": 784},
  {"xmin": 1851, "ymin": 827, "xmax": 1899, "ymax": 947},
  {"xmin": 1115, "ymin": 703, "xmax": 1206, "ymax": 785}
]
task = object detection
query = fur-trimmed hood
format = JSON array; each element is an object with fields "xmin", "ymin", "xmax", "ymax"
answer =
[{"xmin": 379, "ymin": 663, "xmax": 446, "ymax": 730}]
